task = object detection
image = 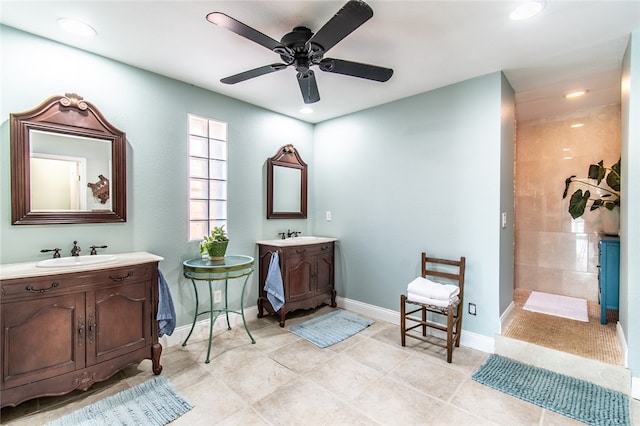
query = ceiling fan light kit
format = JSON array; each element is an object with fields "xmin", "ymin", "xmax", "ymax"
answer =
[{"xmin": 206, "ymin": 0, "xmax": 393, "ymax": 104}]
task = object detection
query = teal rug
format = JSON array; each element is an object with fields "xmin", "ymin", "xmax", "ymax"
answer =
[
  {"xmin": 290, "ymin": 310, "xmax": 374, "ymax": 348},
  {"xmin": 472, "ymin": 355, "xmax": 629, "ymax": 426},
  {"xmin": 44, "ymin": 376, "xmax": 193, "ymax": 426}
]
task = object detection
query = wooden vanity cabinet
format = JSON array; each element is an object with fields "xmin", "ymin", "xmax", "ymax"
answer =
[
  {"xmin": 0, "ymin": 261, "xmax": 162, "ymax": 408},
  {"xmin": 257, "ymin": 241, "xmax": 336, "ymax": 327}
]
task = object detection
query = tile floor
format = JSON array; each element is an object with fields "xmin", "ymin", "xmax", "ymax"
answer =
[{"xmin": 2, "ymin": 306, "xmax": 639, "ymax": 425}]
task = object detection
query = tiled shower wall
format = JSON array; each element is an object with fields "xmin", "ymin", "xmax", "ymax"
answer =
[{"xmin": 515, "ymin": 104, "xmax": 621, "ymax": 301}]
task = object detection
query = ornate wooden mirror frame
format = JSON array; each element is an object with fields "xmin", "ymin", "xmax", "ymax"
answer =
[
  {"xmin": 267, "ymin": 144, "xmax": 307, "ymax": 219},
  {"xmin": 10, "ymin": 93, "xmax": 127, "ymax": 225}
]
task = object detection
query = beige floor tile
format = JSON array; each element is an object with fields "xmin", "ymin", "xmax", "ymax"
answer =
[
  {"xmin": 350, "ymin": 375, "xmax": 446, "ymax": 424},
  {"xmin": 174, "ymin": 376, "xmax": 246, "ymax": 425},
  {"xmin": 218, "ymin": 355, "xmax": 297, "ymax": 404},
  {"xmin": 304, "ymin": 352, "xmax": 384, "ymax": 401},
  {"xmin": 252, "ymin": 376, "xmax": 376, "ymax": 426},
  {"xmin": 268, "ymin": 338, "xmax": 338, "ymax": 374},
  {"xmin": 214, "ymin": 406, "xmax": 270, "ymax": 425},
  {"xmin": 540, "ymin": 409, "xmax": 586, "ymax": 425},
  {"xmin": 343, "ymin": 336, "xmax": 410, "ymax": 373},
  {"xmin": 389, "ymin": 354, "xmax": 467, "ymax": 402},
  {"xmin": 450, "ymin": 378, "xmax": 543, "ymax": 425}
]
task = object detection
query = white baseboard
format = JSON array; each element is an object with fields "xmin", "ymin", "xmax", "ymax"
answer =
[
  {"xmin": 633, "ymin": 377, "xmax": 640, "ymax": 400},
  {"xmin": 500, "ymin": 301, "xmax": 515, "ymax": 334},
  {"xmin": 162, "ymin": 298, "xmax": 496, "ymax": 354},
  {"xmin": 160, "ymin": 305, "xmax": 259, "ymax": 349},
  {"xmin": 337, "ymin": 296, "xmax": 494, "ymax": 354},
  {"xmin": 616, "ymin": 321, "xmax": 628, "ymax": 367}
]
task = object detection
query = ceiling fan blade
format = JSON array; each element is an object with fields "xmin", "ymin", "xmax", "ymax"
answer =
[
  {"xmin": 297, "ymin": 70, "xmax": 320, "ymax": 104},
  {"xmin": 319, "ymin": 58, "xmax": 393, "ymax": 82},
  {"xmin": 206, "ymin": 12, "xmax": 293, "ymax": 58},
  {"xmin": 307, "ymin": 0, "xmax": 373, "ymax": 53},
  {"xmin": 221, "ymin": 64, "xmax": 287, "ymax": 84}
]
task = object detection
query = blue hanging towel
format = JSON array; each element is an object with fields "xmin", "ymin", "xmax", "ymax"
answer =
[
  {"xmin": 264, "ymin": 251, "xmax": 285, "ymax": 312},
  {"xmin": 157, "ymin": 269, "xmax": 176, "ymax": 337}
]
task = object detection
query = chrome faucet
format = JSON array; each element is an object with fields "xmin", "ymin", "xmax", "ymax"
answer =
[
  {"xmin": 286, "ymin": 230, "xmax": 301, "ymax": 238},
  {"xmin": 40, "ymin": 248, "xmax": 61, "ymax": 258},
  {"xmin": 71, "ymin": 241, "xmax": 81, "ymax": 257},
  {"xmin": 90, "ymin": 245, "xmax": 108, "ymax": 255}
]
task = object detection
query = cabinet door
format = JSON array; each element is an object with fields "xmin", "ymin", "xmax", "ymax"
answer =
[
  {"xmin": 315, "ymin": 248, "xmax": 334, "ymax": 296},
  {"xmin": 2, "ymin": 293, "xmax": 85, "ymax": 389},
  {"xmin": 89, "ymin": 280, "xmax": 151, "ymax": 365},
  {"xmin": 284, "ymin": 250, "xmax": 314, "ymax": 302}
]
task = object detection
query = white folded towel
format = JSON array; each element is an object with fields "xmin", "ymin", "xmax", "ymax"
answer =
[
  {"xmin": 407, "ymin": 292, "xmax": 459, "ymax": 308},
  {"xmin": 407, "ymin": 276, "xmax": 459, "ymax": 301}
]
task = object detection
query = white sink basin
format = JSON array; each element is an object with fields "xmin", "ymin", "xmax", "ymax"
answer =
[
  {"xmin": 256, "ymin": 236, "xmax": 337, "ymax": 247},
  {"xmin": 37, "ymin": 255, "xmax": 118, "ymax": 268}
]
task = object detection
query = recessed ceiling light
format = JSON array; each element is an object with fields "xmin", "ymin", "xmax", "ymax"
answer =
[
  {"xmin": 570, "ymin": 123, "xmax": 584, "ymax": 128},
  {"xmin": 565, "ymin": 90, "xmax": 588, "ymax": 98},
  {"xmin": 300, "ymin": 107, "xmax": 313, "ymax": 114},
  {"xmin": 510, "ymin": 1, "xmax": 545, "ymax": 21},
  {"xmin": 57, "ymin": 18, "xmax": 96, "ymax": 37}
]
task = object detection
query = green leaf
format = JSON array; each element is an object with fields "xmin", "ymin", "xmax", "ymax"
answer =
[
  {"xmin": 590, "ymin": 198, "xmax": 604, "ymax": 211},
  {"xmin": 588, "ymin": 160, "xmax": 606, "ymax": 184},
  {"xmin": 568, "ymin": 189, "xmax": 590, "ymax": 219},
  {"xmin": 606, "ymin": 158, "xmax": 621, "ymax": 191},
  {"xmin": 563, "ymin": 176, "xmax": 576, "ymax": 199}
]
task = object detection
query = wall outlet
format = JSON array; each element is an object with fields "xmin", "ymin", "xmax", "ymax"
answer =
[
  {"xmin": 326, "ymin": 211, "xmax": 332, "ymax": 221},
  {"xmin": 468, "ymin": 302, "xmax": 476, "ymax": 316},
  {"xmin": 501, "ymin": 212, "xmax": 508, "ymax": 228},
  {"xmin": 214, "ymin": 290, "xmax": 222, "ymax": 303}
]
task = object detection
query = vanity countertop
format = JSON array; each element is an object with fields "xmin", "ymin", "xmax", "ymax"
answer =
[
  {"xmin": 256, "ymin": 236, "xmax": 337, "ymax": 247},
  {"xmin": 0, "ymin": 252, "xmax": 164, "ymax": 280}
]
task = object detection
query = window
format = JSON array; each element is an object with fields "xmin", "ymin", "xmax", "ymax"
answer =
[{"xmin": 188, "ymin": 114, "xmax": 227, "ymax": 241}]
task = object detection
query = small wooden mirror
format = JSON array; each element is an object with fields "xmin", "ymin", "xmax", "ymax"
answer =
[
  {"xmin": 267, "ymin": 144, "xmax": 307, "ymax": 219},
  {"xmin": 10, "ymin": 93, "xmax": 126, "ymax": 225}
]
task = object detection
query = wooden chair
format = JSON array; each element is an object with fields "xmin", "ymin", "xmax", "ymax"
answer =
[{"xmin": 400, "ymin": 252, "xmax": 466, "ymax": 363}]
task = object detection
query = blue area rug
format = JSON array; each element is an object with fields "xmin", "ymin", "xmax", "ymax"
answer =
[
  {"xmin": 472, "ymin": 355, "xmax": 629, "ymax": 426},
  {"xmin": 290, "ymin": 310, "xmax": 374, "ymax": 348},
  {"xmin": 44, "ymin": 376, "xmax": 193, "ymax": 426}
]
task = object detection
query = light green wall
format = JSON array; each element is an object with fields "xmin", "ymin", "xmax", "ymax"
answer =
[
  {"xmin": 0, "ymin": 26, "xmax": 314, "ymax": 326},
  {"xmin": 312, "ymin": 72, "xmax": 511, "ymax": 336},
  {"xmin": 499, "ymin": 73, "xmax": 516, "ymax": 316},
  {"xmin": 621, "ymin": 31, "xmax": 640, "ymax": 379},
  {"xmin": 1, "ymin": 25, "xmax": 514, "ymax": 339}
]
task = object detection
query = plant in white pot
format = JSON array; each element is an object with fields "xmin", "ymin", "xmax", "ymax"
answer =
[
  {"xmin": 562, "ymin": 158, "xmax": 621, "ymax": 234},
  {"xmin": 200, "ymin": 225, "xmax": 229, "ymax": 260}
]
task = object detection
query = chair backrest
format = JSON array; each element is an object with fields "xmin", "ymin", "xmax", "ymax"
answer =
[{"xmin": 421, "ymin": 252, "xmax": 466, "ymax": 301}]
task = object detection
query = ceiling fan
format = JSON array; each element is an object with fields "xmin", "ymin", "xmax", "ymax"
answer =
[{"xmin": 206, "ymin": 0, "xmax": 393, "ymax": 104}]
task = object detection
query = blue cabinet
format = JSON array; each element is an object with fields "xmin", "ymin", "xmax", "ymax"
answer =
[{"xmin": 598, "ymin": 237, "xmax": 620, "ymax": 324}]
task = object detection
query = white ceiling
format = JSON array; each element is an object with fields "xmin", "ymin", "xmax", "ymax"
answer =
[{"xmin": 1, "ymin": 1, "xmax": 638, "ymax": 123}]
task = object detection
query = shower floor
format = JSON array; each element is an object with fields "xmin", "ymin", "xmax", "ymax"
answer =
[{"xmin": 503, "ymin": 289, "xmax": 623, "ymax": 366}]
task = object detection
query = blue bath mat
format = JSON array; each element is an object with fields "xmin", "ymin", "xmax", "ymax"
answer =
[
  {"xmin": 289, "ymin": 310, "xmax": 374, "ymax": 348},
  {"xmin": 472, "ymin": 355, "xmax": 629, "ymax": 426},
  {"xmin": 44, "ymin": 376, "xmax": 193, "ymax": 426}
]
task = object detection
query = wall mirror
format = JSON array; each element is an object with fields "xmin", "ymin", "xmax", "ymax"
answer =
[
  {"xmin": 10, "ymin": 93, "xmax": 126, "ymax": 225},
  {"xmin": 267, "ymin": 144, "xmax": 307, "ymax": 219}
]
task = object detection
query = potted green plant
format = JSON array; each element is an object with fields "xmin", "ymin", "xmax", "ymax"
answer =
[
  {"xmin": 562, "ymin": 158, "xmax": 621, "ymax": 233},
  {"xmin": 200, "ymin": 225, "xmax": 229, "ymax": 260}
]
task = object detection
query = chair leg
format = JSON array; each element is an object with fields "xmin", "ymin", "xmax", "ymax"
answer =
[
  {"xmin": 446, "ymin": 305, "xmax": 454, "ymax": 363},
  {"xmin": 421, "ymin": 306, "xmax": 427, "ymax": 336},
  {"xmin": 455, "ymin": 303, "xmax": 463, "ymax": 348},
  {"xmin": 400, "ymin": 294, "xmax": 406, "ymax": 346}
]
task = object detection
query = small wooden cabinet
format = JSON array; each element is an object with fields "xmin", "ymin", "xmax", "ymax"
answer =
[
  {"xmin": 0, "ymin": 253, "xmax": 163, "ymax": 408},
  {"xmin": 598, "ymin": 237, "xmax": 620, "ymax": 325},
  {"xmin": 257, "ymin": 241, "xmax": 336, "ymax": 327}
]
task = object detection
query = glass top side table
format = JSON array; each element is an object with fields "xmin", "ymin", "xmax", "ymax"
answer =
[{"xmin": 182, "ymin": 255, "xmax": 255, "ymax": 363}]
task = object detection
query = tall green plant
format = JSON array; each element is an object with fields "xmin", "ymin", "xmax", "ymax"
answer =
[{"xmin": 562, "ymin": 158, "xmax": 621, "ymax": 219}]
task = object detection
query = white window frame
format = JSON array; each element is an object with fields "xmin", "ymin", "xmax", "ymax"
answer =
[{"xmin": 187, "ymin": 114, "xmax": 228, "ymax": 241}]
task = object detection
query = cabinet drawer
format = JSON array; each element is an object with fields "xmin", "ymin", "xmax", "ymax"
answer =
[{"xmin": 1, "ymin": 263, "xmax": 154, "ymax": 301}]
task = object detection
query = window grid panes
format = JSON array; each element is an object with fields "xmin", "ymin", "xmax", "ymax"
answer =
[{"xmin": 188, "ymin": 115, "xmax": 227, "ymax": 241}]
